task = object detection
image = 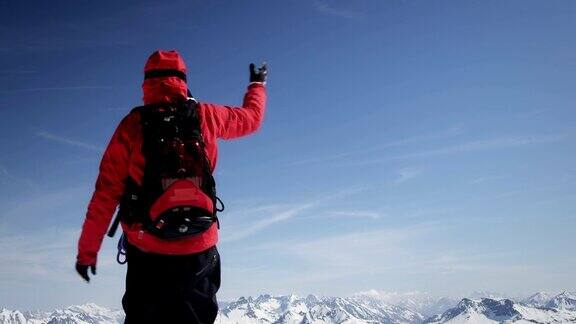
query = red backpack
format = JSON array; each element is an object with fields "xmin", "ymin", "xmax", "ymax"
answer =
[{"xmin": 107, "ymin": 97, "xmax": 223, "ymax": 240}]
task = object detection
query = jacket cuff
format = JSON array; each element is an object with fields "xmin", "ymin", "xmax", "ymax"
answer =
[{"xmin": 77, "ymin": 252, "xmax": 97, "ymax": 266}]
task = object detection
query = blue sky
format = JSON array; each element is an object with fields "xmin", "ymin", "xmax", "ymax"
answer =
[{"xmin": 0, "ymin": 0, "xmax": 575, "ymax": 310}]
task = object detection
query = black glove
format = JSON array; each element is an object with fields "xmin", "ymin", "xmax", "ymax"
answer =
[
  {"xmin": 249, "ymin": 62, "xmax": 268, "ymax": 83},
  {"xmin": 76, "ymin": 263, "xmax": 96, "ymax": 282}
]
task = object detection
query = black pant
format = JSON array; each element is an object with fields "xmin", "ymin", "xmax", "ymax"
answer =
[{"xmin": 122, "ymin": 243, "xmax": 221, "ymax": 324}]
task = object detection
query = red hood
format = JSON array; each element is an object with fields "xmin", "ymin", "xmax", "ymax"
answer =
[{"xmin": 142, "ymin": 50, "xmax": 188, "ymax": 105}]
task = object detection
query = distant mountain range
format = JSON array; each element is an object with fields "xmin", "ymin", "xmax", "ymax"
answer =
[
  {"xmin": 1, "ymin": 291, "xmax": 575, "ymax": 323},
  {"xmin": 0, "ymin": 303, "xmax": 123, "ymax": 324},
  {"xmin": 425, "ymin": 292, "xmax": 576, "ymax": 323}
]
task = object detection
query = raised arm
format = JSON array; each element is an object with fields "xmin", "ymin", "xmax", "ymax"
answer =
[
  {"xmin": 200, "ymin": 83, "xmax": 267, "ymax": 140},
  {"xmin": 200, "ymin": 63, "xmax": 268, "ymax": 140}
]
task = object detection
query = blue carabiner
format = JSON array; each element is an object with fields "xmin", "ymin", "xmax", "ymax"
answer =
[{"xmin": 116, "ymin": 233, "xmax": 128, "ymax": 265}]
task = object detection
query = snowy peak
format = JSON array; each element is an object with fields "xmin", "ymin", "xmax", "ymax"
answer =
[
  {"xmin": 425, "ymin": 298, "xmax": 521, "ymax": 323},
  {"xmin": 216, "ymin": 294, "xmax": 424, "ymax": 323},
  {"xmin": 0, "ymin": 304, "xmax": 123, "ymax": 324},
  {"xmin": 466, "ymin": 298, "xmax": 519, "ymax": 320},
  {"xmin": 46, "ymin": 303, "xmax": 123, "ymax": 324},
  {"xmin": 0, "ymin": 308, "xmax": 27, "ymax": 324},
  {"xmin": 546, "ymin": 291, "xmax": 576, "ymax": 310},
  {"xmin": 425, "ymin": 294, "xmax": 576, "ymax": 323},
  {"xmin": 521, "ymin": 291, "xmax": 553, "ymax": 307}
]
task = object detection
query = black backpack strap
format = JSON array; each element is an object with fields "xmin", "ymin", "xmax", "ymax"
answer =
[
  {"xmin": 181, "ymin": 100, "xmax": 224, "ymax": 223},
  {"xmin": 107, "ymin": 176, "xmax": 145, "ymax": 237}
]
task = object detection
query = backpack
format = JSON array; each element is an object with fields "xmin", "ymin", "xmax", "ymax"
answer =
[{"xmin": 107, "ymin": 98, "xmax": 223, "ymax": 240}]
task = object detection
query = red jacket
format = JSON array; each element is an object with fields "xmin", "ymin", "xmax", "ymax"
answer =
[{"xmin": 77, "ymin": 52, "xmax": 266, "ymax": 266}]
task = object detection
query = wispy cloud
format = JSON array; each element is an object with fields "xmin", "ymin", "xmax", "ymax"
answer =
[
  {"xmin": 0, "ymin": 164, "xmax": 11, "ymax": 184},
  {"xmin": 0, "ymin": 185, "xmax": 87, "ymax": 226},
  {"xmin": 36, "ymin": 130, "xmax": 103, "ymax": 152},
  {"xmin": 236, "ymin": 224, "xmax": 433, "ymax": 288},
  {"xmin": 0, "ymin": 86, "xmax": 113, "ymax": 93},
  {"xmin": 394, "ymin": 167, "xmax": 423, "ymax": 184},
  {"xmin": 373, "ymin": 125, "xmax": 464, "ymax": 150},
  {"xmin": 283, "ymin": 225, "xmax": 427, "ymax": 267},
  {"xmin": 469, "ymin": 175, "xmax": 507, "ymax": 184},
  {"xmin": 220, "ymin": 188, "xmax": 364, "ymax": 243},
  {"xmin": 221, "ymin": 203, "xmax": 315, "ymax": 243},
  {"xmin": 349, "ymin": 134, "xmax": 566, "ymax": 166},
  {"xmin": 312, "ymin": 0, "xmax": 364, "ymax": 20},
  {"xmin": 518, "ymin": 109, "xmax": 547, "ymax": 118},
  {"xmin": 0, "ymin": 70, "xmax": 37, "ymax": 76},
  {"xmin": 0, "ymin": 228, "xmax": 78, "ymax": 283},
  {"xmin": 323, "ymin": 210, "xmax": 383, "ymax": 220},
  {"xmin": 0, "ymin": 70, "xmax": 37, "ymax": 74},
  {"xmin": 232, "ymin": 221, "xmax": 548, "ymax": 296},
  {"xmin": 0, "ymin": 2, "xmax": 201, "ymax": 56},
  {"xmin": 286, "ymin": 153, "xmax": 351, "ymax": 167},
  {"xmin": 286, "ymin": 126, "xmax": 463, "ymax": 167},
  {"xmin": 0, "ymin": 163, "xmax": 39, "ymax": 190}
]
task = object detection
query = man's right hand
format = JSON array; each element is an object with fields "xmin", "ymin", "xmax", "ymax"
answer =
[
  {"xmin": 249, "ymin": 62, "xmax": 268, "ymax": 84},
  {"xmin": 76, "ymin": 262, "xmax": 96, "ymax": 282}
]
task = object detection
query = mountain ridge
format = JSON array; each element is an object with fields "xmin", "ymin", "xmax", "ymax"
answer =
[{"xmin": 2, "ymin": 291, "xmax": 575, "ymax": 323}]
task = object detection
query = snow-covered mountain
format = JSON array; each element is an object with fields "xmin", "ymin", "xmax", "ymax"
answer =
[
  {"xmin": 0, "ymin": 304, "xmax": 123, "ymax": 324},
  {"xmin": 0, "ymin": 308, "xmax": 27, "ymax": 324},
  {"xmin": 3, "ymin": 292, "xmax": 576, "ymax": 324},
  {"xmin": 353, "ymin": 290, "xmax": 457, "ymax": 317},
  {"xmin": 546, "ymin": 291, "xmax": 576, "ymax": 311},
  {"xmin": 215, "ymin": 294, "xmax": 424, "ymax": 323},
  {"xmin": 424, "ymin": 297, "xmax": 576, "ymax": 323},
  {"xmin": 520, "ymin": 292, "xmax": 553, "ymax": 308}
]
